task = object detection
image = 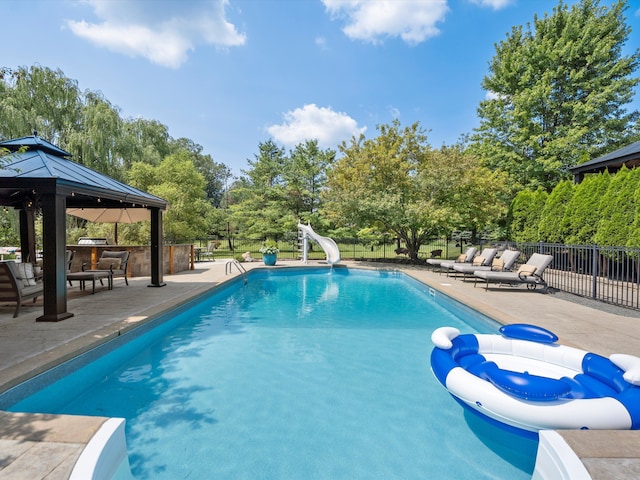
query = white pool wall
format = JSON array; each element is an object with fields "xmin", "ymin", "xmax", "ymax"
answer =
[
  {"xmin": 70, "ymin": 417, "xmax": 134, "ymax": 480},
  {"xmin": 532, "ymin": 430, "xmax": 591, "ymax": 480}
]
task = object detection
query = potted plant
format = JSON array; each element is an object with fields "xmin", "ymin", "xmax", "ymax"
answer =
[{"xmin": 259, "ymin": 242, "xmax": 279, "ymax": 266}]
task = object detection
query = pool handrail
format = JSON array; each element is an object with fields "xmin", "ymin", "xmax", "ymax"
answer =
[{"xmin": 225, "ymin": 259, "xmax": 248, "ymax": 284}]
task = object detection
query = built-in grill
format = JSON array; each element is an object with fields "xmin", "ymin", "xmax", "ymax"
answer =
[{"xmin": 77, "ymin": 237, "xmax": 109, "ymax": 245}]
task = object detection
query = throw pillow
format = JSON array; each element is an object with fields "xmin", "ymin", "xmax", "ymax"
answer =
[
  {"xmin": 517, "ymin": 264, "xmax": 537, "ymax": 276},
  {"xmin": 491, "ymin": 258, "xmax": 505, "ymax": 271},
  {"xmin": 15, "ymin": 262, "xmax": 37, "ymax": 287},
  {"xmin": 456, "ymin": 254, "xmax": 466, "ymax": 262},
  {"xmin": 98, "ymin": 258, "xmax": 121, "ymax": 270},
  {"xmin": 472, "ymin": 256, "xmax": 485, "ymax": 266}
]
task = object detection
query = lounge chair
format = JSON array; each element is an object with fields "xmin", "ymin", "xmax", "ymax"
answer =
[
  {"xmin": 443, "ymin": 248, "xmax": 498, "ymax": 277},
  {"xmin": 452, "ymin": 249, "xmax": 521, "ymax": 281},
  {"xmin": 427, "ymin": 247, "xmax": 477, "ymax": 271},
  {"xmin": 474, "ymin": 253, "xmax": 553, "ymax": 292},
  {"xmin": 84, "ymin": 250, "xmax": 130, "ymax": 286},
  {"xmin": 0, "ymin": 261, "xmax": 43, "ymax": 317}
]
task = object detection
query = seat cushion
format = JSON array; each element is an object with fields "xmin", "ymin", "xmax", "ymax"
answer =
[
  {"xmin": 15, "ymin": 263, "xmax": 37, "ymax": 287},
  {"xmin": 98, "ymin": 258, "xmax": 121, "ymax": 270},
  {"xmin": 21, "ymin": 284, "xmax": 43, "ymax": 296}
]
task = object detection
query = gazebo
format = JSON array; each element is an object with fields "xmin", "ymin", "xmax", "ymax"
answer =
[
  {"xmin": 0, "ymin": 135, "xmax": 168, "ymax": 321},
  {"xmin": 569, "ymin": 140, "xmax": 640, "ymax": 183}
]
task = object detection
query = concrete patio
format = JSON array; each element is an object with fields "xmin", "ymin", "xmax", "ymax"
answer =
[{"xmin": 0, "ymin": 259, "xmax": 639, "ymax": 479}]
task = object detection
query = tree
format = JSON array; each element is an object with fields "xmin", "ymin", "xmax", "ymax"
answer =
[
  {"xmin": 128, "ymin": 152, "xmax": 214, "ymax": 243},
  {"xmin": 0, "ymin": 65, "xmax": 82, "ymax": 143},
  {"xmin": 171, "ymin": 137, "xmax": 232, "ymax": 207},
  {"xmin": 508, "ymin": 188, "xmax": 548, "ymax": 242},
  {"xmin": 65, "ymin": 91, "xmax": 125, "ymax": 179},
  {"xmin": 537, "ymin": 180, "xmax": 574, "ymax": 242},
  {"xmin": 325, "ymin": 120, "xmax": 508, "ymax": 260},
  {"xmin": 283, "ymin": 140, "xmax": 335, "ymax": 224},
  {"xmin": 230, "ymin": 140, "xmax": 291, "ymax": 239},
  {"xmin": 470, "ymin": 0, "xmax": 640, "ymax": 190},
  {"xmin": 593, "ymin": 166, "xmax": 640, "ymax": 247},
  {"xmin": 562, "ymin": 172, "xmax": 609, "ymax": 244}
]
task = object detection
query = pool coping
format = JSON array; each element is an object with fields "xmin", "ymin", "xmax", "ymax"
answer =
[{"xmin": 1, "ymin": 260, "xmax": 639, "ymax": 479}]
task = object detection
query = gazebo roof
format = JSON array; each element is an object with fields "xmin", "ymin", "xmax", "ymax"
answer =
[
  {"xmin": 0, "ymin": 135, "xmax": 167, "ymax": 210},
  {"xmin": 569, "ymin": 140, "xmax": 640, "ymax": 182}
]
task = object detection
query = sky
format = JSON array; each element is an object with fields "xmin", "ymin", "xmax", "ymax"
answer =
[{"xmin": 1, "ymin": 0, "xmax": 640, "ymax": 175}]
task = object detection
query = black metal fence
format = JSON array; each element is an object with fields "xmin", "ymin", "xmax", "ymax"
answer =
[
  {"xmin": 512, "ymin": 242, "xmax": 640, "ymax": 310},
  {"xmin": 191, "ymin": 237, "xmax": 452, "ymax": 262},
  {"xmin": 190, "ymin": 237, "xmax": 640, "ymax": 311}
]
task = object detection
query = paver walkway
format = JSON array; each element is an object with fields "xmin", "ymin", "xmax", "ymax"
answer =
[{"xmin": 0, "ymin": 260, "xmax": 639, "ymax": 479}]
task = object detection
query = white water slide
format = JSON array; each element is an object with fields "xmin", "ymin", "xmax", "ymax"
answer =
[{"xmin": 298, "ymin": 223, "xmax": 341, "ymax": 265}]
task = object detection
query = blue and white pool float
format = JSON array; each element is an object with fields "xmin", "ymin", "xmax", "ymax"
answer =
[{"xmin": 430, "ymin": 323, "xmax": 640, "ymax": 437}]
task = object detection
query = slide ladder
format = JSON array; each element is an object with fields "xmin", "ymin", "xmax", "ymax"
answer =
[{"xmin": 298, "ymin": 223, "xmax": 341, "ymax": 265}]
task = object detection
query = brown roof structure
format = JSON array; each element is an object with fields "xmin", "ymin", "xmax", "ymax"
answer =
[{"xmin": 569, "ymin": 140, "xmax": 640, "ymax": 183}]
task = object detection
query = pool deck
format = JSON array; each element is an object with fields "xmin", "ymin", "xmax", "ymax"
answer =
[{"xmin": 1, "ymin": 260, "xmax": 639, "ymax": 479}]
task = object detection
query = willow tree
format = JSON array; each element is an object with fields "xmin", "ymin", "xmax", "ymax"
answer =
[
  {"xmin": 0, "ymin": 66, "xmax": 82, "ymax": 143},
  {"xmin": 470, "ymin": 0, "xmax": 640, "ymax": 191},
  {"xmin": 325, "ymin": 120, "xmax": 508, "ymax": 260}
]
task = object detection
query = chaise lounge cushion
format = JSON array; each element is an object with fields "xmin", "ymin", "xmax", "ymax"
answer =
[
  {"xmin": 452, "ymin": 250, "xmax": 520, "ymax": 277},
  {"xmin": 474, "ymin": 253, "xmax": 553, "ymax": 292}
]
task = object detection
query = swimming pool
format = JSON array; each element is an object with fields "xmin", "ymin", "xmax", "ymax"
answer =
[{"xmin": 2, "ymin": 267, "xmax": 538, "ymax": 479}]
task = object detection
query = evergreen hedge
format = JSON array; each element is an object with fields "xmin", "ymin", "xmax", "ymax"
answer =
[{"xmin": 509, "ymin": 167, "xmax": 640, "ymax": 247}]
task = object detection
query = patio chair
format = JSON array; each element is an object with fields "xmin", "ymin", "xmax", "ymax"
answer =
[
  {"xmin": 473, "ymin": 253, "xmax": 553, "ymax": 292},
  {"xmin": 66, "ymin": 250, "xmax": 76, "ymax": 286},
  {"xmin": 427, "ymin": 246, "xmax": 477, "ymax": 271},
  {"xmin": 443, "ymin": 247, "xmax": 498, "ymax": 277},
  {"xmin": 84, "ymin": 250, "xmax": 130, "ymax": 286},
  {"xmin": 452, "ymin": 249, "xmax": 521, "ymax": 281},
  {"xmin": 0, "ymin": 261, "xmax": 43, "ymax": 317}
]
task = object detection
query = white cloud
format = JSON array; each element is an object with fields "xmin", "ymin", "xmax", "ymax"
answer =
[
  {"xmin": 468, "ymin": 0, "xmax": 514, "ymax": 10},
  {"xmin": 315, "ymin": 36, "xmax": 328, "ymax": 50},
  {"xmin": 267, "ymin": 104, "xmax": 366, "ymax": 148},
  {"xmin": 66, "ymin": 0, "xmax": 245, "ymax": 68},
  {"xmin": 322, "ymin": 0, "xmax": 449, "ymax": 45},
  {"xmin": 485, "ymin": 90, "xmax": 499, "ymax": 101}
]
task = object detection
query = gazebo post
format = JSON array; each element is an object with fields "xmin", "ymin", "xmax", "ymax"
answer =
[
  {"xmin": 37, "ymin": 191, "xmax": 73, "ymax": 322},
  {"xmin": 148, "ymin": 207, "xmax": 166, "ymax": 288},
  {"xmin": 18, "ymin": 207, "xmax": 36, "ymax": 263}
]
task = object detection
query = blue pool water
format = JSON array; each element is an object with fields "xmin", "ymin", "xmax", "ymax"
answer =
[{"xmin": 3, "ymin": 268, "xmax": 537, "ymax": 479}]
